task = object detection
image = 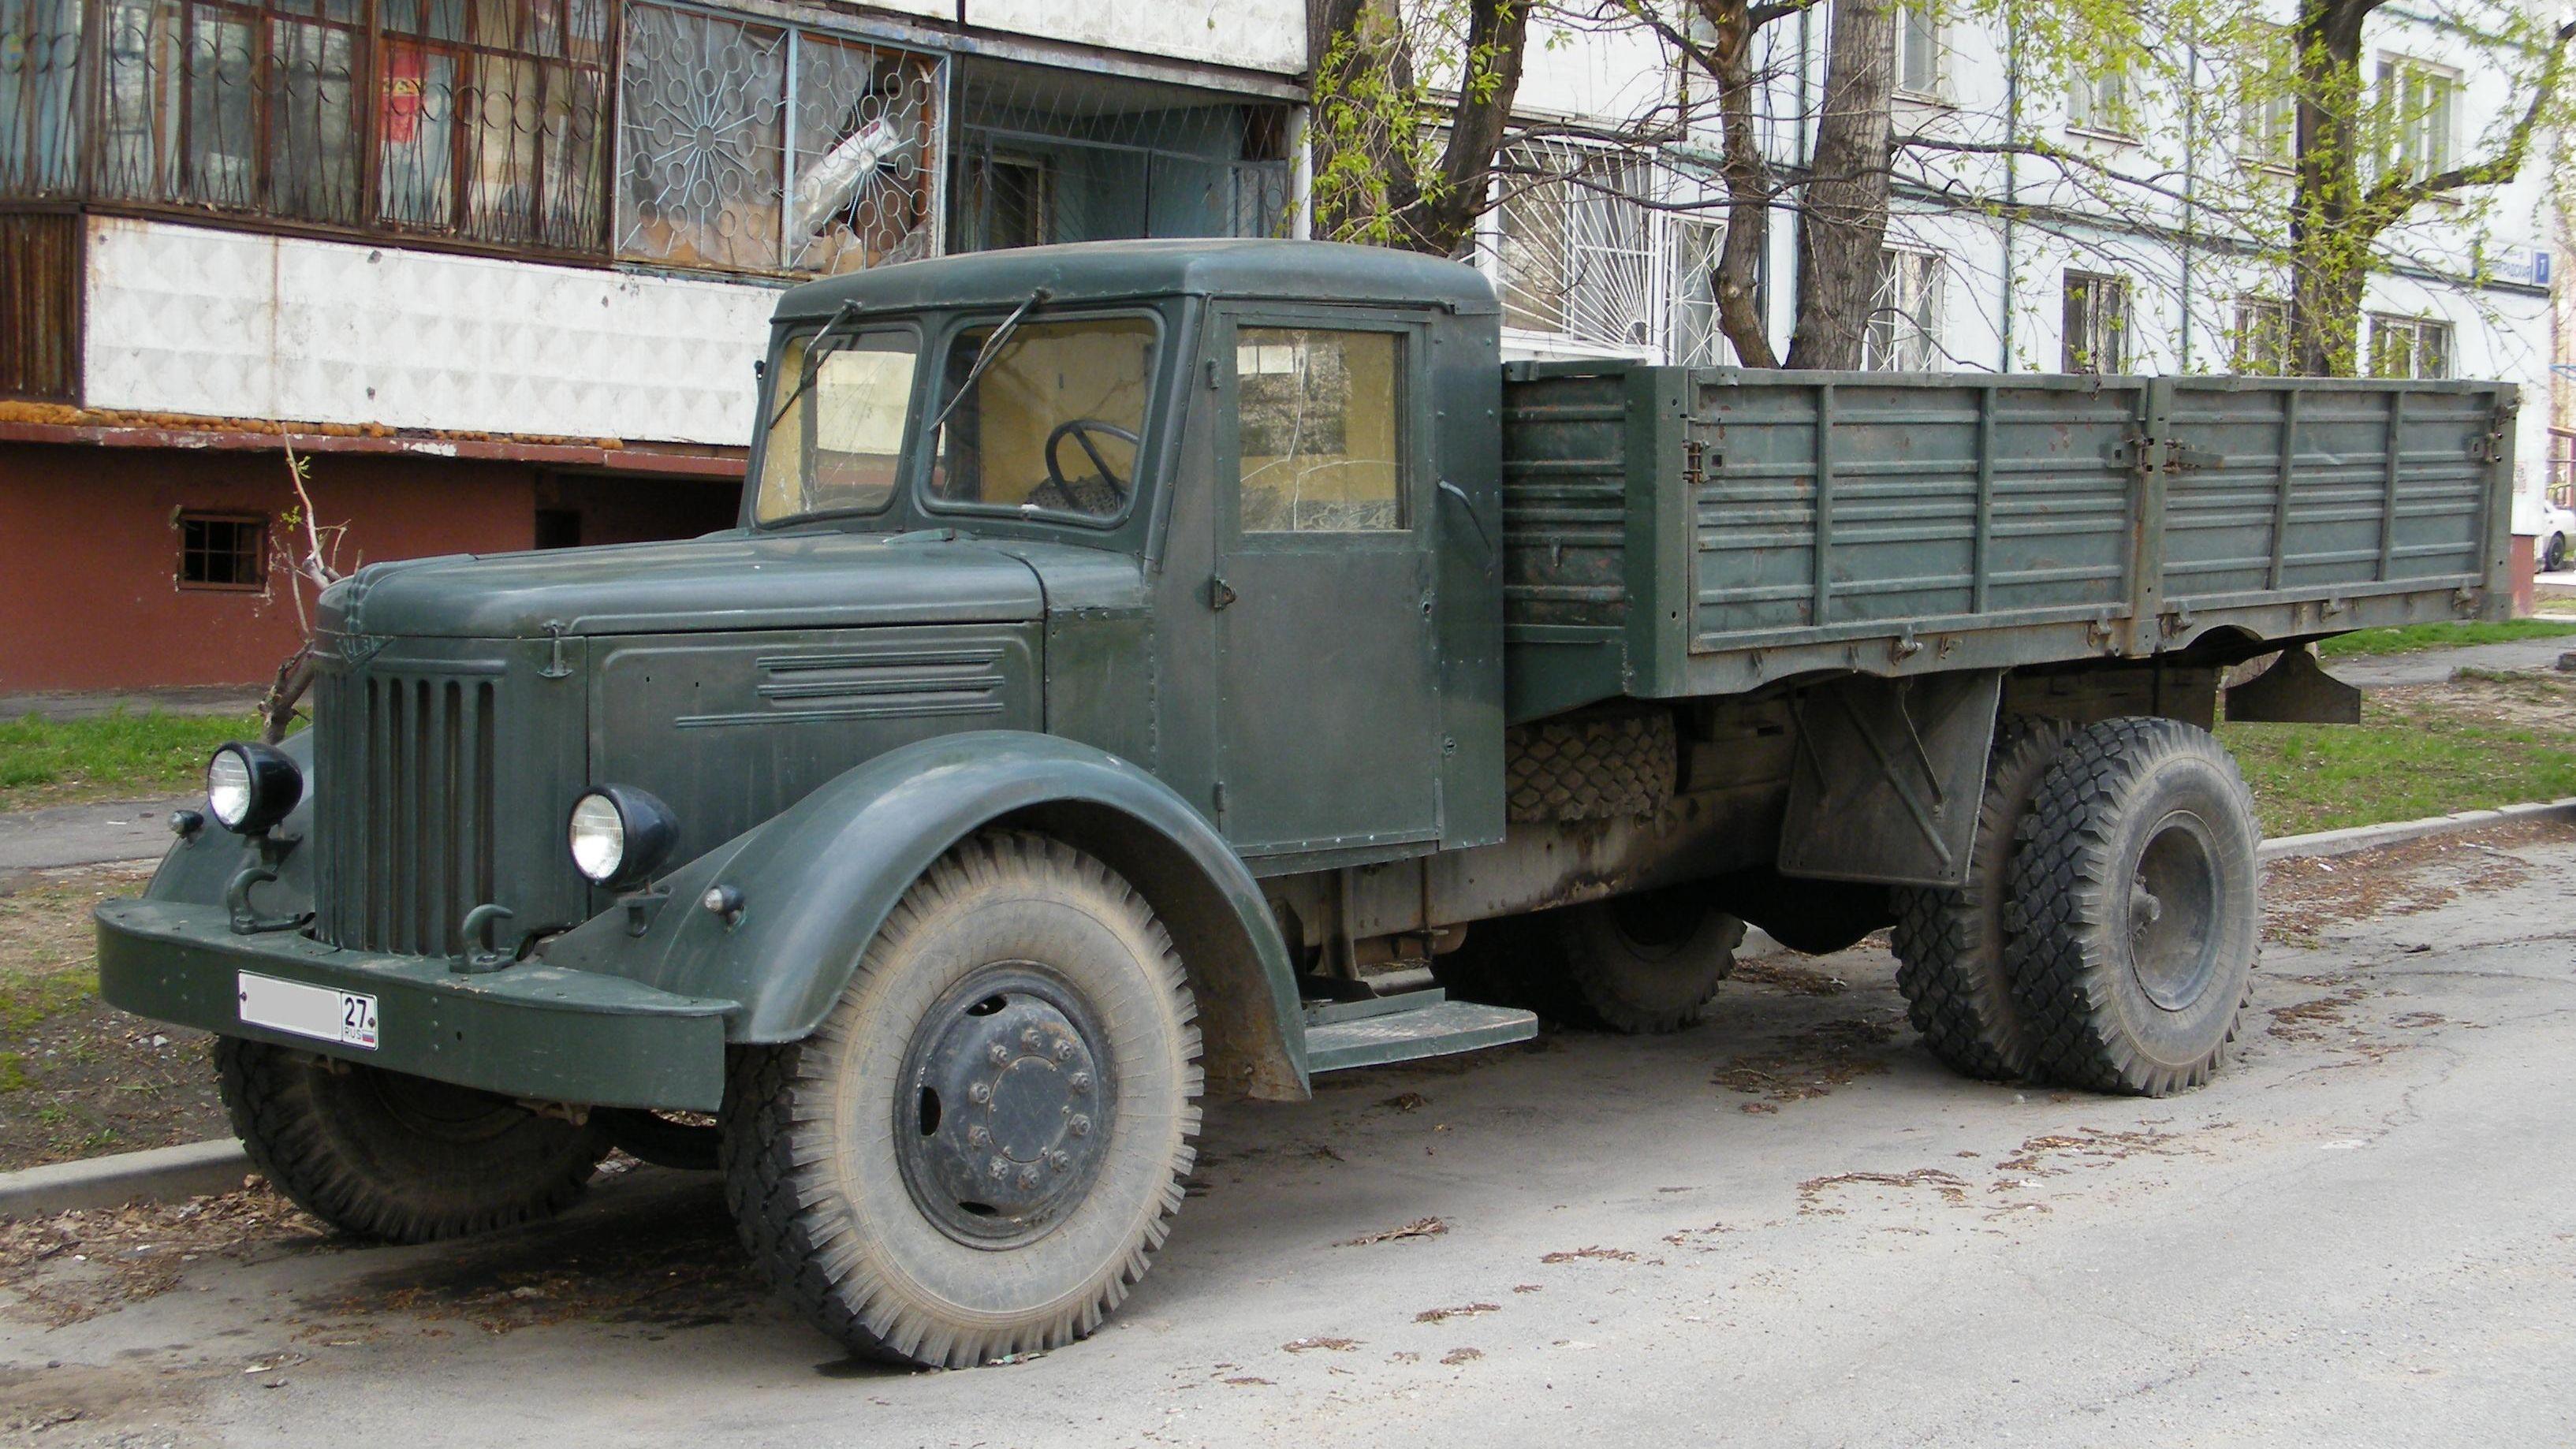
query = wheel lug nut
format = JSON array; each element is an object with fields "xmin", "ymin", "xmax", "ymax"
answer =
[
  {"xmin": 989, "ymin": 1043, "xmax": 1011, "ymax": 1066},
  {"xmin": 1068, "ymin": 1071, "xmax": 1091, "ymax": 1093},
  {"xmin": 1018, "ymin": 1167, "xmax": 1041, "ymax": 1189},
  {"xmin": 1069, "ymin": 1114, "xmax": 1092, "ymax": 1137},
  {"xmin": 967, "ymin": 1125, "xmax": 990, "ymax": 1146},
  {"xmin": 1052, "ymin": 1040, "xmax": 1075, "ymax": 1062},
  {"xmin": 1048, "ymin": 1149, "xmax": 1070, "ymax": 1171},
  {"xmin": 1020, "ymin": 1026, "xmax": 1042, "ymax": 1048},
  {"xmin": 969, "ymin": 1083, "xmax": 991, "ymax": 1104},
  {"xmin": 988, "ymin": 1157, "xmax": 1008, "ymax": 1180}
]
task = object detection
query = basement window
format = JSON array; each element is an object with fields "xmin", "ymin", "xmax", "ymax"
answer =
[{"xmin": 178, "ymin": 512, "xmax": 267, "ymax": 589}]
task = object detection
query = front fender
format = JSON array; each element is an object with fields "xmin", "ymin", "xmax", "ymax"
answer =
[{"xmin": 545, "ymin": 731, "xmax": 1310, "ymax": 1099}]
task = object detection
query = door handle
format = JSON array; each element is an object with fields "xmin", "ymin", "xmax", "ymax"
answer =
[
  {"xmin": 1437, "ymin": 479, "xmax": 1493, "ymax": 568},
  {"xmin": 1208, "ymin": 576, "xmax": 1238, "ymax": 611}
]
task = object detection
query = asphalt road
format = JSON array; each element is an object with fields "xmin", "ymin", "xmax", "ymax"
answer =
[{"xmin": 6, "ymin": 830, "xmax": 2573, "ymax": 1448}]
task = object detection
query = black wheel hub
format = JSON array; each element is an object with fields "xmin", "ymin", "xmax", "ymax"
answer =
[
  {"xmin": 2127, "ymin": 811, "xmax": 2223, "ymax": 1011},
  {"xmin": 897, "ymin": 964, "xmax": 1113, "ymax": 1247}
]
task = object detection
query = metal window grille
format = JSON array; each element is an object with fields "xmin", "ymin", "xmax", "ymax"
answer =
[
  {"xmin": 1863, "ymin": 248, "xmax": 1944, "ymax": 371},
  {"xmin": 0, "ymin": 0, "xmax": 610, "ymax": 247},
  {"xmin": 1663, "ymin": 214, "xmax": 1732, "ymax": 367},
  {"xmin": 615, "ymin": 4, "xmax": 939, "ymax": 276},
  {"xmin": 1496, "ymin": 140, "xmax": 1655, "ymax": 347},
  {"xmin": 178, "ymin": 511, "xmax": 266, "ymax": 587},
  {"xmin": 2062, "ymin": 270, "xmax": 2127, "ymax": 374}
]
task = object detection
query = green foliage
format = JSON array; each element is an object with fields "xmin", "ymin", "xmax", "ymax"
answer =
[
  {"xmin": 2222, "ymin": 690, "xmax": 2576, "ymax": 836},
  {"xmin": 2314, "ymin": 619, "xmax": 2576, "ymax": 657},
  {"xmin": 0, "ymin": 708, "xmax": 272, "ymax": 810}
]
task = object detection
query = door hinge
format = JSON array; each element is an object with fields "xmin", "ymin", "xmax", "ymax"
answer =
[{"xmin": 1208, "ymin": 576, "xmax": 1238, "ymax": 611}]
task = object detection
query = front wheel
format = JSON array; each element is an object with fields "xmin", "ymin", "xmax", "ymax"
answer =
[
  {"xmin": 2007, "ymin": 718, "xmax": 2261, "ymax": 1096},
  {"xmin": 216, "ymin": 1039, "xmax": 610, "ymax": 1242},
  {"xmin": 721, "ymin": 830, "xmax": 1202, "ymax": 1369}
]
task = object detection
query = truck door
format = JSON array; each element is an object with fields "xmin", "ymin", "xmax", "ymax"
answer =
[{"xmin": 1206, "ymin": 308, "xmax": 1443, "ymax": 862}]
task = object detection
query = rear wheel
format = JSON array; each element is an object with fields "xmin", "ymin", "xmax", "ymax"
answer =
[
  {"xmin": 721, "ymin": 830, "xmax": 1202, "ymax": 1368},
  {"xmin": 1889, "ymin": 717, "xmax": 2071, "ymax": 1081},
  {"xmin": 1556, "ymin": 888, "xmax": 1743, "ymax": 1034},
  {"xmin": 216, "ymin": 1038, "xmax": 610, "ymax": 1242},
  {"xmin": 1433, "ymin": 888, "xmax": 1741, "ymax": 1035},
  {"xmin": 2007, "ymin": 717, "xmax": 2261, "ymax": 1096}
]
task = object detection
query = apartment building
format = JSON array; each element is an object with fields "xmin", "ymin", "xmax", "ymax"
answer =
[{"xmin": 0, "ymin": 0, "xmax": 1301, "ymax": 687}]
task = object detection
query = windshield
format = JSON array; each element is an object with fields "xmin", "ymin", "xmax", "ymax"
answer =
[
  {"xmin": 927, "ymin": 316, "xmax": 1158, "ymax": 521},
  {"xmin": 754, "ymin": 329, "xmax": 919, "ymax": 524}
]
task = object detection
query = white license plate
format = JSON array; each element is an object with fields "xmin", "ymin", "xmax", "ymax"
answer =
[{"xmin": 237, "ymin": 971, "xmax": 378, "ymax": 1050}]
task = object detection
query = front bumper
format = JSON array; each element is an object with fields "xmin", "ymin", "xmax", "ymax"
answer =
[{"xmin": 96, "ymin": 900, "xmax": 736, "ymax": 1111}]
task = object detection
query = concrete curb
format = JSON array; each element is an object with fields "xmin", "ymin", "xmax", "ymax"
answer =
[
  {"xmin": 0, "ymin": 1138, "xmax": 250, "ymax": 1220},
  {"xmin": 2257, "ymin": 797, "xmax": 2576, "ymax": 863},
  {"xmin": 6, "ymin": 797, "xmax": 2570, "ymax": 1220}
]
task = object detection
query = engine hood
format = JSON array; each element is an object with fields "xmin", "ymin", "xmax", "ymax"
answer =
[{"xmin": 320, "ymin": 531, "xmax": 1048, "ymax": 639}]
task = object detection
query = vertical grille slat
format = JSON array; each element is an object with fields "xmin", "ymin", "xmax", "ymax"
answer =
[{"xmin": 315, "ymin": 665, "xmax": 505, "ymax": 958}]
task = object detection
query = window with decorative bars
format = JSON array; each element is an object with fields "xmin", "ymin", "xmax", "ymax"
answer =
[
  {"xmin": 616, "ymin": 6, "xmax": 938, "ymax": 276},
  {"xmin": 66, "ymin": 0, "xmax": 606, "ymax": 246},
  {"xmin": 1497, "ymin": 142, "xmax": 1656, "ymax": 347},
  {"xmin": 1863, "ymin": 248, "xmax": 1945, "ymax": 371}
]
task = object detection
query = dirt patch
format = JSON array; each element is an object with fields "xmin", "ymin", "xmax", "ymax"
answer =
[
  {"xmin": 1281, "ymin": 1336, "xmax": 1362, "ymax": 1354},
  {"xmin": 1992, "ymin": 1127, "xmax": 2200, "ymax": 1176},
  {"xmin": 0, "ymin": 865, "xmax": 230, "ymax": 1171},
  {"xmin": 2262, "ymin": 820, "xmax": 2561, "ymax": 946},
  {"xmin": 0, "ymin": 1183, "xmax": 329, "ymax": 1327},
  {"xmin": 304, "ymin": 1174, "xmax": 762, "ymax": 1336},
  {"xmin": 2399, "ymin": 670, "xmax": 2576, "ymax": 734},
  {"xmin": 2268, "ymin": 986, "xmax": 2373, "ymax": 1041},
  {"xmin": 1336, "ymin": 1216, "xmax": 1447, "ymax": 1247},
  {"xmin": 1413, "ymin": 1302, "xmax": 1499, "ymax": 1324},
  {"xmin": 1539, "ymin": 1246, "xmax": 1642, "ymax": 1264},
  {"xmin": 1712, "ymin": 1018, "xmax": 1898, "ymax": 1101},
  {"xmin": 1795, "ymin": 1168, "xmax": 1970, "ymax": 1216},
  {"xmin": 1730, "ymin": 958, "xmax": 1853, "ymax": 996}
]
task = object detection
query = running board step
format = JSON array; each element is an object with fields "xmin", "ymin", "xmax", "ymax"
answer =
[{"xmin": 1302, "ymin": 989, "xmax": 1538, "ymax": 1074}]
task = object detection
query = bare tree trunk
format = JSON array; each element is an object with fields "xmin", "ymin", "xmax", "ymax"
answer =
[
  {"xmin": 1783, "ymin": 0, "xmax": 1896, "ymax": 370},
  {"xmin": 1389, "ymin": 0, "xmax": 1533, "ymax": 255},
  {"xmin": 2287, "ymin": 0, "xmax": 2371, "ymax": 377},
  {"xmin": 1701, "ymin": 0, "xmax": 1780, "ymax": 367},
  {"xmin": 1309, "ymin": 0, "xmax": 1532, "ymax": 257}
]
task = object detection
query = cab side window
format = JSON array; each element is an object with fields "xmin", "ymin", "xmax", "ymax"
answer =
[{"xmin": 1234, "ymin": 328, "xmax": 1404, "ymax": 533}]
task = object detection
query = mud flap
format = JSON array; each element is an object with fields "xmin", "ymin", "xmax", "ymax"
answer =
[
  {"xmin": 1775, "ymin": 669, "xmax": 2004, "ymax": 890},
  {"xmin": 2224, "ymin": 646, "xmax": 2361, "ymax": 724}
]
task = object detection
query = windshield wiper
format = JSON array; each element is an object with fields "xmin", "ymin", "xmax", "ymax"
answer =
[
  {"xmin": 760, "ymin": 297, "xmax": 864, "ymax": 438},
  {"xmin": 924, "ymin": 288, "xmax": 1051, "ymax": 440}
]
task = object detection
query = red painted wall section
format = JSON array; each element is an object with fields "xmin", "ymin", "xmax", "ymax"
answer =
[{"xmin": 0, "ymin": 445, "xmax": 536, "ymax": 691}]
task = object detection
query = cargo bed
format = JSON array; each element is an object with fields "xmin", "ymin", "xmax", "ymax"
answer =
[{"xmin": 1498, "ymin": 365, "xmax": 2517, "ymax": 722}]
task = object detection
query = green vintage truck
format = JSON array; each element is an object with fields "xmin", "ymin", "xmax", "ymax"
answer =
[{"xmin": 97, "ymin": 240, "xmax": 2514, "ymax": 1367}]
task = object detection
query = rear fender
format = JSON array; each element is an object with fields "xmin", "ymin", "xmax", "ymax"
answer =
[{"xmin": 545, "ymin": 731, "xmax": 1309, "ymax": 1101}]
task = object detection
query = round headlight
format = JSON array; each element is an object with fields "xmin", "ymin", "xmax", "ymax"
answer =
[
  {"xmin": 205, "ymin": 742, "xmax": 301, "ymax": 835},
  {"xmin": 568, "ymin": 794, "xmax": 627, "ymax": 883},
  {"xmin": 566, "ymin": 785, "xmax": 677, "ymax": 889}
]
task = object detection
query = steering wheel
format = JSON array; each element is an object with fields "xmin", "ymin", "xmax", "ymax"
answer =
[{"xmin": 1043, "ymin": 419, "xmax": 1141, "ymax": 504}]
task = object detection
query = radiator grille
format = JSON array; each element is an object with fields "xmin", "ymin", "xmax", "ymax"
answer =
[{"xmin": 313, "ymin": 669, "xmax": 500, "ymax": 956}]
